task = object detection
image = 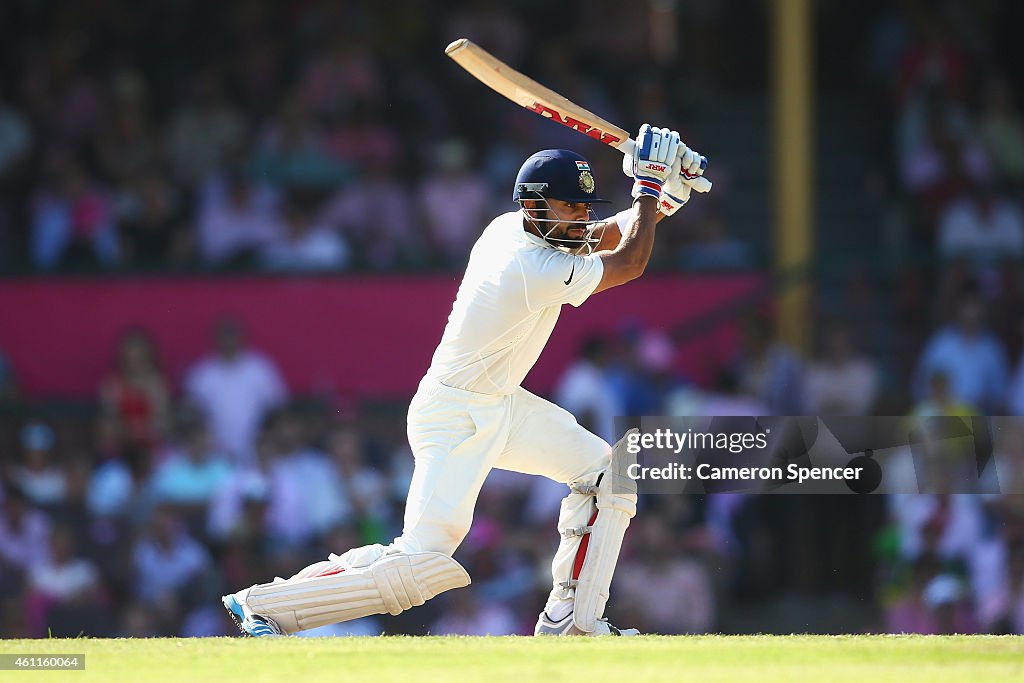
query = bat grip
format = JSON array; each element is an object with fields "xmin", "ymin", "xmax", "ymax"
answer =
[{"xmin": 620, "ymin": 138, "xmax": 713, "ymax": 193}]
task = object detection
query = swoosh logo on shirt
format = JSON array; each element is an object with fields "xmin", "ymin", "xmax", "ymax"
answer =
[{"xmin": 564, "ymin": 261, "xmax": 575, "ymax": 285}]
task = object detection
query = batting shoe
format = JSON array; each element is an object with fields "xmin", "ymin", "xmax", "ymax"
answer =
[
  {"xmin": 534, "ymin": 610, "xmax": 640, "ymax": 636},
  {"xmin": 222, "ymin": 591, "xmax": 284, "ymax": 638}
]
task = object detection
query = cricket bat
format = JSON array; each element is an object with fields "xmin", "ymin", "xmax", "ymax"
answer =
[{"xmin": 445, "ymin": 38, "xmax": 712, "ymax": 193}]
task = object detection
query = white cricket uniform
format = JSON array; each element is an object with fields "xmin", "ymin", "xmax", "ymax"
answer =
[{"xmin": 394, "ymin": 211, "xmax": 611, "ymax": 555}]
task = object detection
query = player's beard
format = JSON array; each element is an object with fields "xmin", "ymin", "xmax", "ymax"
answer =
[
  {"xmin": 538, "ymin": 222, "xmax": 580, "ymax": 251},
  {"xmin": 523, "ymin": 206, "xmax": 600, "ymax": 254},
  {"xmin": 547, "ymin": 224, "xmax": 583, "ymax": 248}
]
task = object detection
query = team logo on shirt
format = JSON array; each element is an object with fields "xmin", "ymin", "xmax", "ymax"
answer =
[{"xmin": 578, "ymin": 171, "xmax": 595, "ymax": 193}]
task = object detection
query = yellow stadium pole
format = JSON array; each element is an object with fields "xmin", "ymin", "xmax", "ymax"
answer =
[{"xmin": 772, "ymin": 0, "xmax": 814, "ymax": 354}]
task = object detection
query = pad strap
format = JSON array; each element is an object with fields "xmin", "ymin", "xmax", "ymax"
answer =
[{"xmin": 562, "ymin": 525, "xmax": 593, "ymax": 538}]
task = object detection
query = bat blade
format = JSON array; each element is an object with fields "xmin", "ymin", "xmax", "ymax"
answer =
[{"xmin": 445, "ymin": 38, "xmax": 711, "ymax": 193}]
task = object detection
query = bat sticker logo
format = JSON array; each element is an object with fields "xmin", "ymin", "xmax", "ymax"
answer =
[{"xmin": 528, "ymin": 102, "xmax": 623, "ymax": 145}]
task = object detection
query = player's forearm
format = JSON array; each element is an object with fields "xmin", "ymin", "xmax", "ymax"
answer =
[
  {"xmin": 611, "ymin": 196, "xmax": 659, "ymax": 273},
  {"xmin": 592, "ymin": 197, "xmax": 659, "ymax": 294},
  {"xmin": 592, "ymin": 220, "xmax": 623, "ymax": 253},
  {"xmin": 594, "ymin": 206, "xmax": 667, "ymax": 254}
]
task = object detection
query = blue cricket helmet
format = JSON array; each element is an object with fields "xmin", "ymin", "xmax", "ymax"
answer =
[{"xmin": 512, "ymin": 149, "xmax": 611, "ymax": 204}]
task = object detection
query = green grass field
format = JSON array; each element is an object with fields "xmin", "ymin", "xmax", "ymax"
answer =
[{"xmin": 1, "ymin": 635, "xmax": 1022, "ymax": 682}]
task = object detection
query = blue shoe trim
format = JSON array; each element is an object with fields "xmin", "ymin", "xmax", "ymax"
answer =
[{"xmin": 222, "ymin": 595, "xmax": 248, "ymax": 635}]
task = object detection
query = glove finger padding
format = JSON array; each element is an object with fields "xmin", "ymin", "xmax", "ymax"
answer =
[
  {"xmin": 624, "ymin": 137, "xmax": 696, "ymax": 181},
  {"xmin": 632, "ymin": 125, "xmax": 682, "ymax": 199},
  {"xmin": 682, "ymin": 151, "xmax": 707, "ymax": 181},
  {"xmin": 658, "ymin": 129, "xmax": 681, "ymax": 166},
  {"xmin": 651, "ymin": 130, "xmax": 684, "ymax": 168},
  {"xmin": 679, "ymin": 146, "xmax": 697, "ymax": 174}
]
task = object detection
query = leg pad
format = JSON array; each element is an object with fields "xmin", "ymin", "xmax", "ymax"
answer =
[{"xmin": 245, "ymin": 551, "xmax": 470, "ymax": 633}]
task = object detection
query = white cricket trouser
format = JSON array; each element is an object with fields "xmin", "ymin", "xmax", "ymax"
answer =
[{"xmin": 393, "ymin": 376, "xmax": 611, "ymax": 556}]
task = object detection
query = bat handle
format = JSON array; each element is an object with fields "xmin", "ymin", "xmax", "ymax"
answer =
[{"xmin": 620, "ymin": 138, "xmax": 713, "ymax": 193}]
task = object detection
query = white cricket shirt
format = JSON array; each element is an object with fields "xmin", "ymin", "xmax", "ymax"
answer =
[{"xmin": 425, "ymin": 211, "xmax": 605, "ymax": 395}]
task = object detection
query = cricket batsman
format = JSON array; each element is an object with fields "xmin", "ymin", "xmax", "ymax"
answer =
[{"xmin": 222, "ymin": 124, "xmax": 707, "ymax": 637}]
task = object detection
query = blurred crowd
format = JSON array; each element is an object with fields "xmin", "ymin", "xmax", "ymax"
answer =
[
  {"xmin": 0, "ymin": 0, "xmax": 746, "ymax": 275},
  {"xmin": 3, "ymin": 309, "xmax": 1024, "ymax": 637},
  {"xmin": 3, "ymin": 0, "xmax": 1024, "ymax": 638},
  {"xmin": 864, "ymin": 0, "xmax": 1024, "ymax": 377},
  {"xmin": 861, "ymin": 1, "xmax": 1024, "ymax": 635}
]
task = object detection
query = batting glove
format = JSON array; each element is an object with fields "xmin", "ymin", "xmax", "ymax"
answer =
[
  {"xmin": 623, "ymin": 137, "xmax": 707, "ymax": 186},
  {"xmin": 631, "ymin": 124, "xmax": 681, "ymax": 200},
  {"xmin": 659, "ymin": 146, "xmax": 707, "ymax": 216}
]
